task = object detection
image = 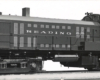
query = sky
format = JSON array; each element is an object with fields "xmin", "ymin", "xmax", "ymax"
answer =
[
  {"xmin": 0, "ymin": 0, "xmax": 99, "ymax": 71},
  {"xmin": 0, "ymin": 0, "xmax": 100, "ymax": 20}
]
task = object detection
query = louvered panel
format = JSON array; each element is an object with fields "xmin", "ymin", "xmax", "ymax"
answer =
[
  {"xmin": 27, "ymin": 37, "xmax": 31, "ymax": 47},
  {"xmin": 14, "ymin": 23, "xmax": 18, "ymax": 34},
  {"xmin": 14, "ymin": 36, "xmax": 18, "ymax": 47},
  {"xmin": 20, "ymin": 23, "xmax": 24, "ymax": 34},
  {"xmin": 20, "ymin": 37, "xmax": 24, "ymax": 47}
]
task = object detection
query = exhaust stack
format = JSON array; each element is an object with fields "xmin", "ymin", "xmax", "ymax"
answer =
[
  {"xmin": 22, "ymin": 7, "xmax": 30, "ymax": 17},
  {"xmin": 0, "ymin": 12, "xmax": 2, "ymax": 15}
]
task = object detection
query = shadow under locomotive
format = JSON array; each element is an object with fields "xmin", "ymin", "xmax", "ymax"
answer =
[{"xmin": 0, "ymin": 49, "xmax": 100, "ymax": 73}]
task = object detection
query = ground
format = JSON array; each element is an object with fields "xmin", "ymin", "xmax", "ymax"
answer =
[{"xmin": 43, "ymin": 60, "xmax": 85, "ymax": 71}]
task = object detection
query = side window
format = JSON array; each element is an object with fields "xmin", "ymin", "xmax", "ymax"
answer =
[
  {"xmin": 40, "ymin": 44, "xmax": 44, "ymax": 47},
  {"xmin": 56, "ymin": 44, "xmax": 60, "ymax": 48},
  {"xmin": 33, "ymin": 24, "xmax": 37, "ymax": 28},
  {"xmin": 62, "ymin": 44, "xmax": 66, "ymax": 48},
  {"xmin": 62, "ymin": 26, "xmax": 66, "ymax": 29},
  {"xmin": 68, "ymin": 26, "xmax": 71, "ymax": 29},
  {"xmin": 52, "ymin": 25, "xmax": 55, "ymax": 29},
  {"xmin": 56, "ymin": 26, "xmax": 60, "ymax": 29},
  {"xmin": 45, "ymin": 44, "xmax": 49, "ymax": 48},
  {"xmin": 28, "ymin": 23, "xmax": 31, "ymax": 27},
  {"xmin": 46, "ymin": 25, "xmax": 49, "ymax": 28},
  {"xmin": 40, "ymin": 24, "xmax": 44, "ymax": 28}
]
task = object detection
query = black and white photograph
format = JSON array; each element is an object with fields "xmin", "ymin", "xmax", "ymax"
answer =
[{"xmin": 0, "ymin": 0, "xmax": 100, "ymax": 80}]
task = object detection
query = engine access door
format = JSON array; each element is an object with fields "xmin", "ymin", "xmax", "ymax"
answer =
[{"xmin": 0, "ymin": 22, "xmax": 11, "ymax": 49}]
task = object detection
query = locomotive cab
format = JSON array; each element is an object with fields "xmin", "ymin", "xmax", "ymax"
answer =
[{"xmin": 82, "ymin": 12, "xmax": 100, "ymax": 23}]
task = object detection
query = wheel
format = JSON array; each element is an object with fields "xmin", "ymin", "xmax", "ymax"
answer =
[
  {"xmin": 30, "ymin": 61, "xmax": 42, "ymax": 72},
  {"xmin": 87, "ymin": 68, "xmax": 93, "ymax": 71},
  {"xmin": 35, "ymin": 63, "xmax": 42, "ymax": 72}
]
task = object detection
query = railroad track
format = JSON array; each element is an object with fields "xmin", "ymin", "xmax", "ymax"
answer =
[
  {"xmin": 0, "ymin": 70, "xmax": 100, "ymax": 80},
  {"xmin": 0, "ymin": 69, "xmax": 99, "ymax": 75},
  {"xmin": 36, "ymin": 70, "xmax": 87, "ymax": 73},
  {"xmin": 0, "ymin": 70, "xmax": 87, "ymax": 75}
]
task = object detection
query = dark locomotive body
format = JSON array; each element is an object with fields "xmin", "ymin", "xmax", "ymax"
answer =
[{"xmin": 0, "ymin": 8, "xmax": 100, "ymax": 73}]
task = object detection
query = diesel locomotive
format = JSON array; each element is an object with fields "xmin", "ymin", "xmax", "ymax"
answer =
[{"xmin": 0, "ymin": 8, "xmax": 100, "ymax": 73}]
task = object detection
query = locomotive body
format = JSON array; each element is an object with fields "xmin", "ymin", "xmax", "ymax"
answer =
[{"xmin": 0, "ymin": 8, "xmax": 100, "ymax": 73}]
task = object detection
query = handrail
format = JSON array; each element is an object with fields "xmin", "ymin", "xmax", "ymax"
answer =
[{"xmin": 71, "ymin": 35, "xmax": 100, "ymax": 45}]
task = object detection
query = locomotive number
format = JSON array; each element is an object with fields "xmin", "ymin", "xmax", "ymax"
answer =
[{"xmin": 11, "ymin": 64, "xmax": 17, "ymax": 66}]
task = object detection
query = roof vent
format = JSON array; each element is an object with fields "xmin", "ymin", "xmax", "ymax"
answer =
[{"xmin": 22, "ymin": 7, "xmax": 30, "ymax": 17}]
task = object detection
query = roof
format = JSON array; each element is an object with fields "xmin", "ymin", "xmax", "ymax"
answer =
[{"xmin": 0, "ymin": 15, "xmax": 100, "ymax": 26}]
